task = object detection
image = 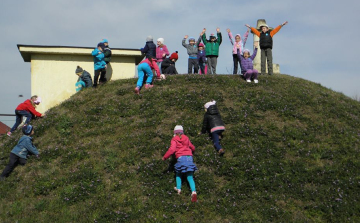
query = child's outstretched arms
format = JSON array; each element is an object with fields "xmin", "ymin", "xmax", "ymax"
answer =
[
  {"xmin": 227, "ymin": 28, "xmax": 234, "ymax": 45},
  {"xmin": 250, "ymin": 42, "xmax": 259, "ymax": 60},
  {"xmin": 216, "ymin": 27, "xmax": 222, "ymax": 45},
  {"xmin": 163, "ymin": 140, "xmax": 177, "ymax": 160},
  {"xmin": 243, "ymin": 28, "xmax": 250, "ymax": 47},
  {"xmin": 182, "ymin": 35, "xmax": 188, "ymax": 47},
  {"xmin": 245, "ymin": 24, "xmax": 260, "ymax": 37},
  {"xmin": 270, "ymin": 21, "xmax": 288, "ymax": 37},
  {"xmin": 201, "ymin": 28, "xmax": 207, "ymax": 43}
]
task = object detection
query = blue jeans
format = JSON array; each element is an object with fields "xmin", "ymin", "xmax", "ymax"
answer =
[
  {"xmin": 211, "ymin": 130, "xmax": 224, "ymax": 151},
  {"xmin": 156, "ymin": 61, "xmax": 162, "ymax": 72},
  {"xmin": 137, "ymin": 63, "xmax": 153, "ymax": 88},
  {"xmin": 10, "ymin": 110, "xmax": 32, "ymax": 133}
]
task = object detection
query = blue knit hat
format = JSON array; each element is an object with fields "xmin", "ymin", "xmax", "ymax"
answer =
[
  {"xmin": 22, "ymin": 125, "xmax": 33, "ymax": 135},
  {"xmin": 101, "ymin": 39, "xmax": 108, "ymax": 43}
]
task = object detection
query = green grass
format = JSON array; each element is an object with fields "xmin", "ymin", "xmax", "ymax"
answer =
[{"xmin": 0, "ymin": 74, "xmax": 359, "ymax": 222}]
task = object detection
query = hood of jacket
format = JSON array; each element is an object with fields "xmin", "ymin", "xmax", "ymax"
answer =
[
  {"xmin": 173, "ymin": 134, "xmax": 190, "ymax": 146},
  {"xmin": 207, "ymin": 105, "xmax": 219, "ymax": 115}
]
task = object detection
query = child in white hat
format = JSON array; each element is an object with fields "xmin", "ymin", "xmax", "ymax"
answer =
[
  {"xmin": 162, "ymin": 125, "xmax": 198, "ymax": 202},
  {"xmin": 200, "ymin": 100, "xmax": 225, "ymax": 155}
]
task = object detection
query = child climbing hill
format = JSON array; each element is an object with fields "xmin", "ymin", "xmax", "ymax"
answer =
[
  {"xmin": 1, "ymin": 125, "xmax": 39, "ymax": 180},
  {"xmin": 8, "ymin": 96, "xmax": 45, "ymax": 136},
  {"xmin": 200, "ymin": 100, "xmax": 225, "ymax": 155},
  {"xmin": 162, "ymin": 125, "xmax": 198, "ymax": 202}
]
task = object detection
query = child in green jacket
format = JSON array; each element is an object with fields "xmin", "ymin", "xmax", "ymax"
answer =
[{"xmin": 201, "ymin": 28, "xmax": 222, "ymax": 74}]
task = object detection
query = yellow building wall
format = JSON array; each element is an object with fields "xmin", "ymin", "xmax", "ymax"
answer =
[{"xmin": 30, "ymin": 54, "xmax": 136, "ymax": 113}]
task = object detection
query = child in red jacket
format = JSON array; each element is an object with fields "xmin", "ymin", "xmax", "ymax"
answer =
[
  {"xmin": 162, "ymin": 125, "xmax": 198, "ymax": 202},
  {"xmin": 8, "ymin": 96, "xmax": 45, "ymax": 136}
]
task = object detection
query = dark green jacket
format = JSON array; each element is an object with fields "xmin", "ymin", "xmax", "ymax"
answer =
[
  {"xmin": 104, "ymin": 47, "xmax": 112, "ymax": 64},
  {"xmin": 202, "ymin": 32, "xmax": 222, "ymax": 57}
]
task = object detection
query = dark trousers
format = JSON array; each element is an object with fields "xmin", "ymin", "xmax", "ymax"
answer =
[
  {"xmin": 232, "ymin": 54, "xmax": 241, "ymax": 74},
  {"xmin": 163, "ymin": 66, "xmax": 178, "ymax": 75},
  {"xmin": 207, "ymin": 56, "xmax": 217, "ymax": 74},
  {"xmin": 199, "ymin": 61, "xmax": 206, "ymax": 74},
  {"xmin": 93, "ymin": 68, "xmax": 107, "ymax": 86},
  {"xmin": 10, "ymin": 110, "xmax": 32, "ymax": 133},
  {"xmin": 210, "ymin": 130, "xmax": 224, "ymax": 151},
  {"xmin": 188, "ymin": 58, "xmax": 199, "ymax": 74},
  {"xmin": 261, "ymin": 48, "xmax": 273, "ymax": 75},
  {"xmin": 0, "ymin": 153, "xmax": 27, "ymax": 178}
]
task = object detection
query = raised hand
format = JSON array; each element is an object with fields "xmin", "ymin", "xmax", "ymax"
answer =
[
  {"xmin": 245, "ymin": 24, "xmax": 250, "ymax": 28},
  {"xmin": 226, "ymin": 28, "xmax": 230, "ymax": 33},
  {"xmin": 282, "ymin": 21, "xmax": 288, "ymax": 26},
  {"xmin": 216, "ymin": 27, "xmax": 220, "ymax": 32},
  {"xmin": 203, "ymin": 28, "xmax": 206, "ymax": 33},
  {"xmin": 254, "ymin": 41, "xmax": 259, "ymax": 48},
  {"xmin": 184, "ymin": 35, "xmax": 188, "ymax": 39}
]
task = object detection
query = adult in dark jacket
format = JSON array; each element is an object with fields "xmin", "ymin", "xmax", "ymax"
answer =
[
  {"xmin": 75, "ymin": 66, "xmax": 93, "ymax": 88},
  {"xmin": 161, "ymin": 52, "xmax": 178, "ymax": 75},
  {"xmin": 141, "ymin": 36, "xmax": 156, "ymax": 59},
  {"xmin": 200, "ymin": 101, "xmax": 225, "ymax": 155},
  {"xmin": 102, "ymin": 39, "xmax": 112, "ymax": 64}
]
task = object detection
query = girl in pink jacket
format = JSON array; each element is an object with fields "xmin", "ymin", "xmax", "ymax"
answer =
[
  {"xmin": 162, "ymin": 125, "xmax": 198, "ymax": 202},
  {"xmin": 226, "ymin": 28, "xmax": 249, "ymax": 74},
  {"xmin": 156, "ymin": 38, "xmax": 170, "ymax": 67}
]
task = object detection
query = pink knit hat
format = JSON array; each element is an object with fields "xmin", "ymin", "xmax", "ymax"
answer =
[{"xmin": 174, "ymin": 125, "xmax": 184, "ymax": 134}]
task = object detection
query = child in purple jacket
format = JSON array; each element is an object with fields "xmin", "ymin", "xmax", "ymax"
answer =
[
  {"xmin": 237, "ymin": 43, "xmax": 259, "ymax": 83},
  {"xmin": 197, "ymin": 43, "xmax": 206, "ymax": 74}
]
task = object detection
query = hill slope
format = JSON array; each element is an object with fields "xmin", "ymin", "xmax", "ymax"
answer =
[{"xmin": 1, "ymin": 74, "xmax": 359, "ymax": 222}]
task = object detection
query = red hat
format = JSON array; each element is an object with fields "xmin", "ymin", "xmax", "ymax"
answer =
[
  {"xmin": 199, "ymin": 43, "xmax": 204, "ymax": 47},
  {"xmin": 170, "ymin": 52, "xmax": 178, "ymax": 60}
]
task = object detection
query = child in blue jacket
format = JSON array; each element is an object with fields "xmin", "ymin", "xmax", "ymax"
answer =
[
  {"xmin": 0, "ymin": 125, "xmax": 39, "ymax": 180},
  {"xmin": 91, "ymin": 43, "xmax": 107, "ymax": 87}
]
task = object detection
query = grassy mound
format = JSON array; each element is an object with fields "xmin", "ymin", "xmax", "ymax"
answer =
[{"xmin": 0, "ymin": 74, "xmax": 359, "ymax": 222}]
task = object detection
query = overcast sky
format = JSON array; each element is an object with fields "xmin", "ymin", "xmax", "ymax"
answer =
[{"xmin": 0, "ymin": 0, "xmax": 359, "ymax": 126}]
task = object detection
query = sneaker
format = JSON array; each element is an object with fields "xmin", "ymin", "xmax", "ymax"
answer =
[
  {"xmin": 254, "ymin": 79, "xmax": 259, "ymax": 84},
  {"xmin": 145, "ymin": 84, "xmax": 154, "ymax": 89},
  {"xmin": 7, "ymin": 132, "xmax": 12, "ymax": 137},
  {"xmin": 218, "ymin": 148, "xmax": 225, "ymax": 156},
  {"xmin": 246, "ymin": 79, "xmax": 251, "ymax": 83},
  {"xmin": 191, "ymin": 191, "xmax": 197, "ymax": 202},
  {"xmin": 174, "ymin": 187, "xmax": 181, "ymax": 195},
  {"xmin": 134, "ymin": 87, "xmax": 140, "ymax": 95}
]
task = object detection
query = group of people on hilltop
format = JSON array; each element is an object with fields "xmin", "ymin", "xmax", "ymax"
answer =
[
  {"xmin": 73, "ymin": 21, "xmax": 288, "ymax": 94},
  {"xmin": 134, "ymin": 21, "xmax": 287, "ymax": 94},
  {"xmin": 2, "ymin": 20, "xmax": 288, "ymax": 202}
]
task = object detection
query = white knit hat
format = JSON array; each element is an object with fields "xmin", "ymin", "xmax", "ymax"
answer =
[
  {"xmin": 34, "ymin": 96, "xmax": 42, "ymax": 104},
  {"xmin": 157, "ymin": 38, "xmax": 164, "ymax": 44},
  {"xmin": 204, "ymin": 100, "xmax": 216, "ymax": 109},
  {"xmin": 174, "ymin": 125, "xmax": 184, "ymax": 134}
]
